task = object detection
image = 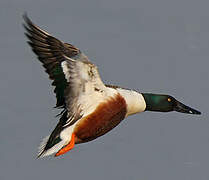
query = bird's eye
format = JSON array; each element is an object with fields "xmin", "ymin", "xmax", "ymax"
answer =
[{"xmin": 168, "ymin": 98, "xmax": 172, "ymax": 102}]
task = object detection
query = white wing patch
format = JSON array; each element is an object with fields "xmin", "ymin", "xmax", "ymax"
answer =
[
  {"xmin": 61, "ymin": 56, "xmax": 117, "ymax": 121},
  {"xmin": 62, "ymin": 56, "xmax": 105, "ymax": 89},
  {"xmin": 61, "ymin": 61, "xmax": 71, "ymax": 82}
]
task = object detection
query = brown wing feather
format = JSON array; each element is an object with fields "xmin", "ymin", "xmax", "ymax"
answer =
[{"xmin": 23, "ymin": 14, "xmax": 81, "ymax": 108}]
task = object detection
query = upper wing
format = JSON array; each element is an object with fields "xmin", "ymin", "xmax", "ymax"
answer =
[
  {"xmin": 23, "ymin": 14, "xmax": 88, "ymax": 108},
  {"xmin": 61, "ymin": 56, "xmax": 106, "ymax": 126}
]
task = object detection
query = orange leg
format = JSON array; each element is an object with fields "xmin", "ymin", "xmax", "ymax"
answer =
[{"xmin": 55, "ymin": 133, "xmax": 75, "ymax": 157}]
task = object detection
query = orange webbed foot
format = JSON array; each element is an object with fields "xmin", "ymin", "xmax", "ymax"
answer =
[{"xmin": 55, "ymin": 133, "xmax": 75, "ymax": 157}]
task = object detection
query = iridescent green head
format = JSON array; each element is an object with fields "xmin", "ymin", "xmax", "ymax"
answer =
[{"xmin": 142, "ymin": 93, "xmax": 201, "ymax": 115}]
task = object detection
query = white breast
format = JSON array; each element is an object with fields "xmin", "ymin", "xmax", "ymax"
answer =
[{"xmin": 116, "ymin": 88, "xmax": 146, "ymax": 117}]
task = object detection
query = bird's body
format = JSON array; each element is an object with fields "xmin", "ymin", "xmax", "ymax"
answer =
[{"xmin": 23, "ymin": 15, "xmax": 201, "ymax": 158}]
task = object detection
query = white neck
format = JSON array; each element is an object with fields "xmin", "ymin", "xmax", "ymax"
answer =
[{"xmin": 116, "ymin": 88, "xmax": 146, "ymax": 117}]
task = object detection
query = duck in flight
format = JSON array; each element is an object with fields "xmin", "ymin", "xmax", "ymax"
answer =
[{"xmin": 23, "ymin": 14, "xmax": 201, "ymax": 158}]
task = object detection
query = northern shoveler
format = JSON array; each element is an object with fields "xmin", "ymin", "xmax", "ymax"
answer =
[{"xmin": 23, "ymin": 14, "xmax": 201, "ymax": 158}]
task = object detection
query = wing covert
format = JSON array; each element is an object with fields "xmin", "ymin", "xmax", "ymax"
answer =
[{"xmin": 61, "ymin": 56, "xmax": 106, "ymax": 126}]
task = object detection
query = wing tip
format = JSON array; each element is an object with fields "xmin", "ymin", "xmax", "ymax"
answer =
[
  {"xmin": 22, "ymin": 12, "xmax": 33, "ymax": 29},
  {"xmin": 22, "ymin": 12, "xmax": 29, "ymax": 23},
  {"xmin": 22, "ymin": 13, "xmax": 50, "ymax": 37},
  {"xmin": 37, "ymin": 135, "xmax": 50, "ymax": 158},
  {"xmin": 37, "ymin": 137, "xmax": 66, "ymax": 159}
]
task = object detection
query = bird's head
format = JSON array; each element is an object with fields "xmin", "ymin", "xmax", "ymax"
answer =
[{"xmin": 142, "ymin": 93, "xmax": 201, "ymax": 115}]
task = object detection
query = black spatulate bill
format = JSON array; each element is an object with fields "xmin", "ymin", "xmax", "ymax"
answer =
[{"xmin": 174, "ymin": 101, "xmax": 201, "ymax": 115}]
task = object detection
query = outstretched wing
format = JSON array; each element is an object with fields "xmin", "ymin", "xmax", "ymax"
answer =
[
  {"xmin": 23, "ymin": 14, "xmax": 88, "ymax": 108},
  {"xmin": 38, "ymin": 57, "xmax": 107, "ymax": 157}
]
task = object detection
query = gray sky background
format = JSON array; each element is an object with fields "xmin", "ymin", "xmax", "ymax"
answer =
[{"xmin": 1, "ymin": 0, "xmax": 209, "ymax": 179}]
